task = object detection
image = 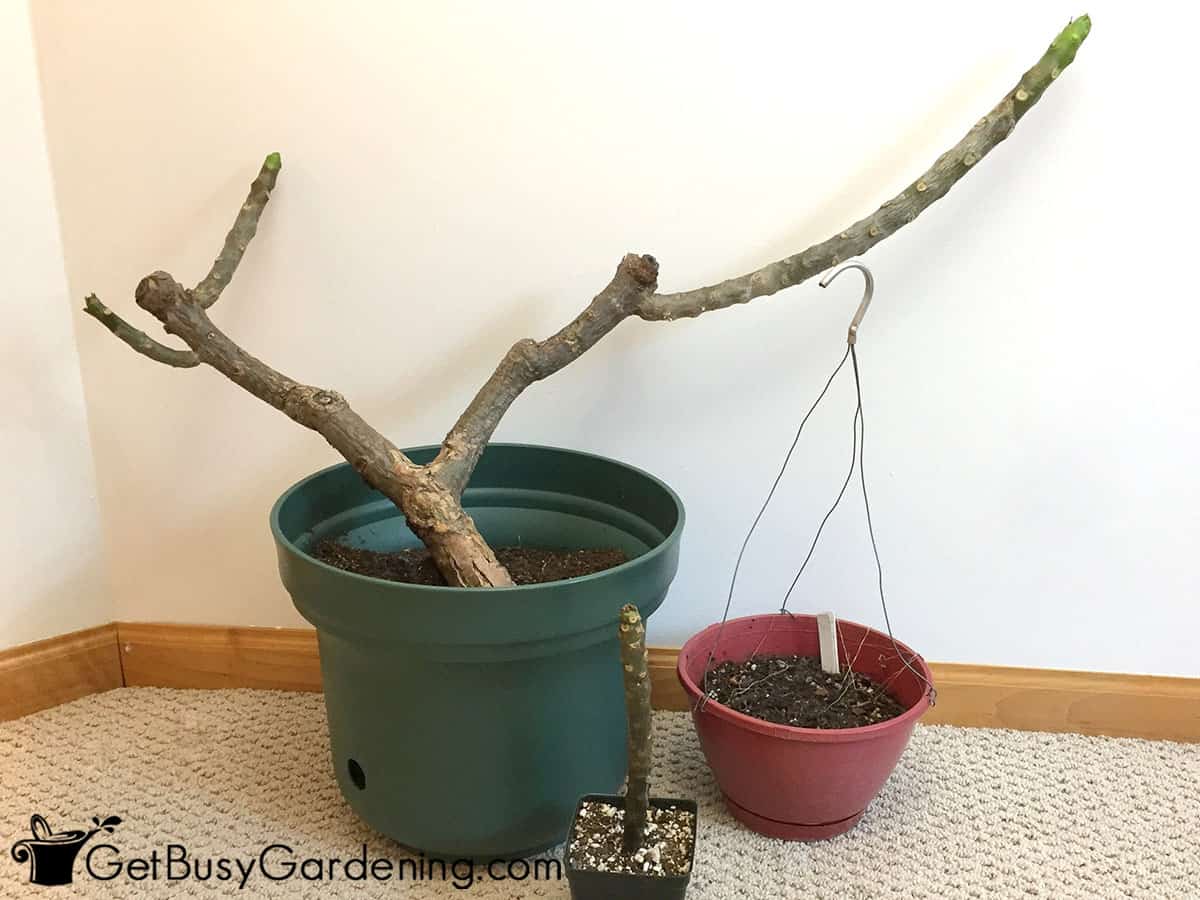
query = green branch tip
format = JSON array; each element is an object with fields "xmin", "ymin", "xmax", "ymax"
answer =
[
  {"xmin": 1051, "ymin": 15, "xmax": 1091, "ymax": 65},
  {"xmin": 1011, "ymin": 15, "xmax": 1091, "ymax": 120},
  {"xmin": 264, "ymin": 152, "xmax": 282, "ymax": 172},
  {"xmin": 83, "ymin": 293, "xmax": 111, "ymax": 318}
]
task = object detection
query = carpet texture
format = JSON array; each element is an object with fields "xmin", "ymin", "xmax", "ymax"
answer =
[{"xmin": 1, "ymin": 688, "xmax": 1196, "ymax": 898}]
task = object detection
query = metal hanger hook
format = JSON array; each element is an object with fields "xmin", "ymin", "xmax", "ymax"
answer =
[{"xmin": 819, "ymin": 260, "xmax": 874, "ymax": 345}]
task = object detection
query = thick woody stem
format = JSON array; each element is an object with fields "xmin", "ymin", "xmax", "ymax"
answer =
[
  {"xmin": 637, "ymin": 16, "xmax": 1091, "ymax": 321},
  {"xmin": 193, "ymin": 153, "xmax": 282, "ymax": 308},
  {"xmin": 391, "ymin": 456, "xmax": 515, "ymax": 587},
  {"xmin": 619, "ymin": 603, "xmax": 652, "ymax": 852},
  {"xmin": 432, "ymin": 253, "xmax": 658, "ymax": 496},
  {"xmin": 86, "ymin": 18, "xmax": 1091, "ymax": 592}
]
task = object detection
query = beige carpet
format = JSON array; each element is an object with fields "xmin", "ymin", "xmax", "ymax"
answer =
[{"xmin": 1, "ymin": 689, "xmax": 1196, "ymax": 898}]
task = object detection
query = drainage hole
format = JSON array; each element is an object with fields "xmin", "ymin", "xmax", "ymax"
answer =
[{"xmin": 347, "ymin": 758, "xmax": 366, "ymax": 790}]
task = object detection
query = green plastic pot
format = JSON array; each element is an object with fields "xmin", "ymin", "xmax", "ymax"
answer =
[{"xmin": 270, "ymin": 444, "xmax": 684, "ymax": 859}]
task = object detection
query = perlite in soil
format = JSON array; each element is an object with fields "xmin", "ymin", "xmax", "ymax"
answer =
[{"xmin": 566, "ymin": 604, "xmax": 698, "ymax": 895}]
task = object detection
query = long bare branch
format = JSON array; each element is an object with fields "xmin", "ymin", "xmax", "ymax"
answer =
[
  {"xmin": 135, "ymin": 272, "xmax": 408, "ymax": 474},
  {"xmin": 639, "ymin": 16, "xmax": 1091, "ymax": 320},
  {"xmin": 437, "ymin": 16, "xmax": 1092, "ymax": 494},
  {"xmin": 193, "ymin": 153, "xmax": 282, "ymax": 308}
]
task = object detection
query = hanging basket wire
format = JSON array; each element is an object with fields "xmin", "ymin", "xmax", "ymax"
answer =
[{"xmin": 699, "ymin": 260, "xmax": 936, "ymax": 713}]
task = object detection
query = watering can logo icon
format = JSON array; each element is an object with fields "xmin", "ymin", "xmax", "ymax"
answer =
[{"xmin": 10, "ymin": 813, "xmax": 122, "ymax": 886}]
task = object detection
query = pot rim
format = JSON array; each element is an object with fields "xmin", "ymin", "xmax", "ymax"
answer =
[
  {"xmin": 269, "ymin": 442, "xmax": 686, "ymax": 596},
  {"xmin": 676, "ymin": 613, "xmax": 933, "ymax": 742}
]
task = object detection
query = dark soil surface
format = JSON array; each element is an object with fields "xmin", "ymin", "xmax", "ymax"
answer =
[
  {"xmin": 312, "ymin": 540, "xmax": 628, "ymax": 586},
  {"xmin": 569, "ymin": 799, "xmax": 694, "ymax": 877},
  {"xmin": 705, "ymin": 654, "xmax": 906, "ymax": 729}
]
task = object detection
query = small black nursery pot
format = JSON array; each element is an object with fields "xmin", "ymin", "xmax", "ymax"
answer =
[{"xmin": 565, "ymin": 794, "xmax": 698, "ymax": 900}]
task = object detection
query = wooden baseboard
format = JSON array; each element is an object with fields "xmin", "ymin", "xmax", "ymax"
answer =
[
  {"xmin": 117, "ymin": 622, "xmax": 320, "ymax": 692},
  {"xmin": 649, "ymin": 647, "xmax": 686, "ymax": 711},
  {"xmin": 919, "ymin": 662, "xmax": 1200, "ymax": 743},
  {"xmin": 4, "ymin": 622, "xmax": 1197, "ymax": 742},
  {"xmin": 0, "ymin": 624, "xmax": 123, "ymax": 721}
]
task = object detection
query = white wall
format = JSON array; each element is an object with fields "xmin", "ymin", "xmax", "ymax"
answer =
[
  {"xmin": 29, "ymin": 1, "xmax": 1199, "ymax": 675},
  {"xmin": 0, "ymin": 2, "xmax": 112, "ymax": 650}
]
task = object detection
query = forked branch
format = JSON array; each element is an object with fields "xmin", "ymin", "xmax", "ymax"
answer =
[
  {"xmin": 86, "ymin": 157, "xmax": 514, "ymax": 587},
  {"xmin": 85, "ymin": 17, "xmax": 1091, "ymax": 589}
]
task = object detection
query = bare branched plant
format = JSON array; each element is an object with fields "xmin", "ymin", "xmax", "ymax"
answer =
[{"xmin": 85, "ymin": 19, "xmax": 1091, "ymax": 588}]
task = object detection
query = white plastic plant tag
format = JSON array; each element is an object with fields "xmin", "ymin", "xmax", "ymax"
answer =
[{"xmin": 817, "ymin": 611, "xmax": 840, "ymax": 675}]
